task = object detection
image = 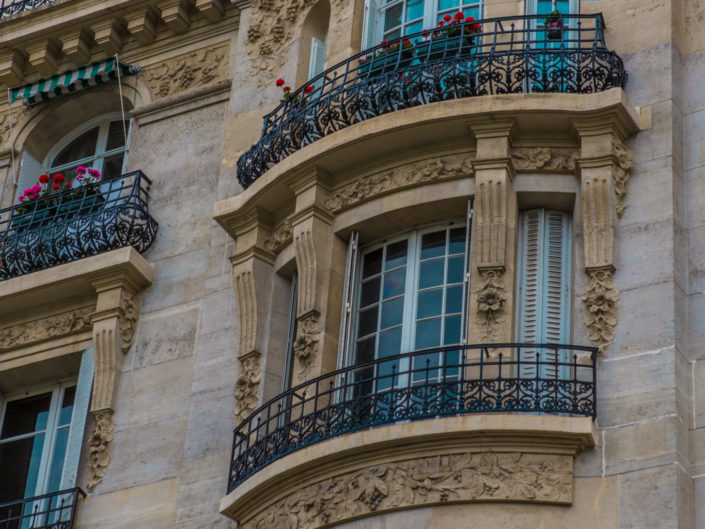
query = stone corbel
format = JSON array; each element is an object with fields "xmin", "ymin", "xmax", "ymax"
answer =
[
  {"xmin": 59, "ymin": 29, "xmax": 93, "ymax": 66},
  {"xmin": 157, "ymin": 0, "xmax": 192, "ymax": 33},
  {"xmin": 0, "ymin": 50, "xmax": 26, "ymax": 87},
  {"xmin": 125, "ymin": 7, "xmax": 160, "ymax": 45},
  {"xmin": 195, "ymin": 0, "xmax": 225, "ymax": 22},
  {"xmin": 26, "ymin": 39, "xmax": 61, "ymax": 76},
  {"xmin": 90, "ymin": 18, "xmax": 126, "ymax": 55}
]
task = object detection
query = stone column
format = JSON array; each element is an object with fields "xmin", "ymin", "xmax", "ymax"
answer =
[
  {"xmin": 467, "ymin": 119, "xmax": 518, "ymax": 348},
  {"xmin": 289, "ymin": 168, "xmax": 346, "ymax": 385}
]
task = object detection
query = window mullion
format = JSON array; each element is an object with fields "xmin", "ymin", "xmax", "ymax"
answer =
[
  {"xmin": 33, "ymin": 387, "xmax": 61, "ymax": 497},
  {"xmin": 424, "ymin": 0, "xmax": 435, "ymax": 31}
]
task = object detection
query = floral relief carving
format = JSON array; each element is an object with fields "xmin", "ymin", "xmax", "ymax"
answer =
[
  {"xmin": 511, "ymin": 147, "xmax": 577, "ymax": 172},
  {"xmin": 0, "ymin": 306, "xmax": 93, "ymax": 350},
  {"xmin": 293, "ymin": 313, "xmax": 320, "ymax": 378},
  {"xmin": 475, "ymin": 268, "xmax": 506, "ymax": 342},
  {"xmin": 143, "ymin": 45, "xmax": 228, "ymax": 99},
  {"xmin": 234, "ymin": 353, "xmax": 262, "ymax": 423},
  {"xmin": 0, "ymin": 111, "xmax": 9, "ymax": 148},
  {"xmin": 324, "ymin": 154, "xmax": 474, "ymax": 213},
  {"xmin": 263, "ymin": 220, "xmax": 293, "ymax": 253},
  {"xmin": 86, "ymin": 409, "xmax": 115, "ymax": 492},
  {"xmin": 118, "ymin": 291, "xmax": 138, "ymax": 353},
  {"xmin": 244, "ymin": 452, "xmax": 572, "ymax": 529},
  {"xmin": 582, "ymin": 266, "xmax": 619, "ymax": 355},
  {"xmin": 613, "ymin": 139, "xmax": 634, "ymax": 219}
]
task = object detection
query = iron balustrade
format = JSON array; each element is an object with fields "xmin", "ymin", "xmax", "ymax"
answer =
[
  {"xmin": 228, "ymin": 343, "xmax": 597, "ymax": 491},
  {"xmin": 0, "ymin": 170, "xmax": 158, "ymax": 280},
  {"xmin": 0, "ymin": 488, "xmax": 85, "ymax": 529},
  {"xmin": 0, "ymin": 0, "xmax": 55, "ymax": 18},
  {"xmin": 237, "ymin": 13, "xmax": 627, "ymax": 188}
]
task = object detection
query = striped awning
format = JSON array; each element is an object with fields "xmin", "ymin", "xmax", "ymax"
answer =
[{"xmin": 10, "ymin": 58, "xmax": 142, "ymax": 105}]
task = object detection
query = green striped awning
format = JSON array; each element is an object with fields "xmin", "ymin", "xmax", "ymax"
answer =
[{"xmin": 10, "ymin": 58, "xmax": 142, "ymax": 105}]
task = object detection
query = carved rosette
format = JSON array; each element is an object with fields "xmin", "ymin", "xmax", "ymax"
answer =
[
  {"xmin": 475, "ymin": 268, "xmax": 506, "ymax": 342},
  {"xmin": 293, "ymin": 313, "xmax": 321, "ymax": 377},
  {"xmin": 613, "ymin": 139, "xmax": 634, "ymax": 219},
  {"xmin": 324, "ymin": 154, "xmax": 474, "ymax": 213},
  {"xmin": 234, "ymin": 354, "xmax": 262, "ymax": 423},
  {"xmin": 582, "ymin": 267, "xmax": 619, "ymax": 355},
  {"xmin": 86, "ymin": 409, "xmax": 115, "ymax": 492},
  {"xmin": 511, "ymin": 147, "xmax": 577, "ymax": 172},
  {"xmin": 243, "ymin": 452, "xmax": 572, "ymax": 529},
  {"xmin": 0, "ymin": 306, "xmax": 93, "ymax": 350},
  {"xmin": 143, "ymin": 45, "xmax": 228, "ymax": 99}
]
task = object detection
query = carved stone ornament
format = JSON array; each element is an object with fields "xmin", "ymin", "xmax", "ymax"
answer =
[
  {"xmin": 246, "ymin": 0, "xmax": 315, "ymax": 60},
  {"xmin": 293, "ymin": 313, "xmax": 320, "ymax": 377},
  {"xmin": 143, "ymin": 44, "xmax": 228, "ymax": 99},
  {"xmin": 234, "ymin": 354, "xmax": 262, "ymax": 423},
  {"xmin": 511, "ymin": 147, "xmax": 577, "ymax": 172},
  {"xmin": 0, "ymin": 306, "xmax": 93, "ymax": 351},
  {"xmin": 0, "ymin": 111, "xmax": 9, "ymax": 148},
  {"xmin": 582, "ymin": 266, "xmax": 619, "ymax": 355},
  {"xmin": 613, "ymin": 139, "xmax": 634, "ymax": 219},
  {"xmin": 325, "ymin": 154, "xmax": 474, "ymax": 213},
  {"xmin": 263, "ymin": 220, "xmax": 293, "ymax": 253},
  {"xmin": 86, "ymin": 409, "xmax": 115, "ymax": 492},
  {"xmin": 243, "ymin": 452, "xmax": 572, "ymax": 529},
  {"xmin": 118, "ymin": 291, "xmax": 138, "ymax": 353},
  {"xmin": 475, "ymin": 268, "xmax": 506, "ymax": 342}
]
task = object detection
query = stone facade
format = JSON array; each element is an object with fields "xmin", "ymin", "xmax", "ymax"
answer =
[{"xmin": 0, "ymin": 0, "xmax": 701, "ymax": 528}]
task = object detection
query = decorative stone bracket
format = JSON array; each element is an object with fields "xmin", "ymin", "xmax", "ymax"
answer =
[{"xmin": 475, "ymin": 267, "xmax": 507, "ymax": 342}]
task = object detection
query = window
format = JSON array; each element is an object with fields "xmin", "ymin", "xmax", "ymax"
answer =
[
  {"xmin": 516, "ymin": 209, "xmax": 572, "ymax": 377},
  {"xmin": 347, "ymin": 221, "xmax": 471, "ymax": 390},
  {"xmin": 0, "ymin": 350, "xmax": 92, "ymax": 506},
  {"xmin": 526, "ymin": 0, "xmax": 578, "ymax": 17},
  {"xmin": 363, "ymin": 0, "xmax": 483, "ymax": 48},
  {"xmin": 45, "ymin": 114, "xmax": 130, "ymax": 183}
]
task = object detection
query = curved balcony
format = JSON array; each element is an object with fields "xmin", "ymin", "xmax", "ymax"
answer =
[
  {"xmin": 228, "ymin": 343, "xmax": 597, "ymax": 492},
  {"xmin": 237, "ymin": 13, "xmax": 626, "ymax": 188},
  {"xmin": 0, "ymin": 171, "xmax": 158, "ymax": 280}
]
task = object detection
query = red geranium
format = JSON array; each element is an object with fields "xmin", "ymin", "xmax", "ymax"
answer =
[
  {"xmin": 52, "ymin": 183, "xmax": 60, "ymax": 191},
  {"xmin": 275, "ymin": 78, "xmax": 285, "ymax": 87},
  {"xmin": 283, "ymin": 86, "xmax": 291, "ymax": 92},
  {"xmin": 65, "ymin": 182, "xmax": 73, "ymax": 189},
  {"xmin": 39, "ymin": 174, "xmax": 50, "ymax": 184},
  {"xmin": 53, "ymin": 173, "xmax": 65, "ymax": 184},
  {"xmin": 454, "ymin": 11, "xmax": 464, "ymax": 20},
  {"xmin": 443, "ymin": 13, "xmax": 452, "ymax": 21},
  {"xmin": 304, "ymin": 86, "xmax": 313, "ymax": 94}
]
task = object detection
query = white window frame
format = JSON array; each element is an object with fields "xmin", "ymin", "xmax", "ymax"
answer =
[
  {"xmin": 363, "ymin": 0, "xmax": 485, "ymax": 49},
  {"xmin": 44, "ymin": 112, "xmax": 130, "ymax": 180}
]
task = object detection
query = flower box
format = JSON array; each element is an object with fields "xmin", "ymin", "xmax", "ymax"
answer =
[
  {"xmin": 414, "ymin": 36, "xmax": 476, "ymax": 62},
  {"xmin": 359, "ymin": 50, "xmax": 415, "ymax": 77}
]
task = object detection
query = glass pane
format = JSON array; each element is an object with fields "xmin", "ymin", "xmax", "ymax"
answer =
[
  {"xmin": 46, "ymin": 427, "xmax": 69, "ymax": 493},
  {"xmin": 105, "ymin": 120, "xmax": 129, "ymax": 151},
  {"xmin": 381, "ymin": 298, "xmax": 404, "ymax": 329},
  {"xmin": 0, "ymin": 434, "xmax": 45, "ymax": 502},
  {"xmin": 1, "ymin": 393, "xmax": 52, "ymax": 439},
  {"xmin": 385, "ymin": 240, "xmax": 408, "ymax": 270},
  {"xmin": 415, "ymin": 318, "xmax": 441, "ymax": 349},
  {"xmin": 102, "ymin": 153, "xmax": 125, "ymax": 179},
  {"xmin": 449, "ymin": 227, "xmax": 466, "ymax": 254},
  {"xmin": 443, "ymin": 315, "xmax": 461, "ymax": 345},
  {"xmin": 384, "ymin": 3, "xmax": 403, "ymax": 31},
  {"xmin": 420, "ymin": 231, "xmax": 446, "ymax": 260},
  {"xmin": 356, "ymin": 337, "xmax": 376, "ymax": 364},
  {"xmin": 406, "ymin": 0, "xmax": 424, "ymax": 21},
  {"xmin": 447, "ymin": 256, "xmax": 464, "ymax": 283},
  {"xmin": 445, "ymin": 285, "xmax": 463, "ymax": 314},
  {"xmin": 419, "ymin": 259, "xmax": 444, "ymax": 289},
  {"xmin": 58, "ymin": 387, "xmax": 76, "ymax": 426},
  {"xmin": 358, "ymin": 306, "xmax": 379, "ymax": 337},
  {"xmin": 363, "ymin": 249, "xmax": 383, "ymax": 278},
  {"xmin": 383, "ymin": 28, "xmax": 401, "ymax": 39},
  {"xmin": 417, "ymin": 289, "xmax": 443, "ymax": 319},
  {"xmin": 405, "ymin": 20, "xmax": 423, "ymax": 36},
  {"xmin": 360, "ymin": 277, "xmax": 381, "ymax": 308},
  {"xmin": 379, "ymin": 328, "xmax": 402, "ymax": 357},
  {"xmin": 52, "ymin": 127, "xmax": 99, "ymax": 167},
  {"xmin": 438, "ymin": 0, "xmax": 460, "ymax": 10},
  {"xmin": 383, "ymin": 268, "xmax": 406, "ymax": 299}
]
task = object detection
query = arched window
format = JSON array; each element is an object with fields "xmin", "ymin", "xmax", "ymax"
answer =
[{"xmin": 44, "ymin": 114, "xmax": 129, "ymax": 182}]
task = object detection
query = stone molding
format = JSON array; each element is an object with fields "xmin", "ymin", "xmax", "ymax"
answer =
[
  {"xmin": 245, "ymin": 452, "xmax": 572, "ymax": 529},
  {"xmin": 142, "ymin": 44, "xmax": 229, "ymax": 100},
  {"xmin": 324, "ymin": 154, "xmax": 474, "ymax": 213},
  {"xmin": 0, "ymin": 306, "xmax": 93, "ymax": 351},
  {"xmin": 582, "ymin": 266, "xmax": 618, "ymax": 355},
  {"xmin": 86, "ymin": 409, "xmax": 114, "ymax": 493}
]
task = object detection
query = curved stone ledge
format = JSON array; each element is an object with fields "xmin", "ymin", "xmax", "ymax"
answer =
[{"xmin": 220, "ymin": 414, "xmax": 597, "ymax": 529}]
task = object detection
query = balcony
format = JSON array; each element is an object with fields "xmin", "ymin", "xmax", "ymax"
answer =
[
  {"xmin": 227, "ymin": 343, "xmax": 597, "ymax": 492},
  {"xmin": 0, "ymin": 0, "xmax": 54, "ymax": 18},
  {"xmin": 237, "ymin": 13, "xmax": 626, "ymax": 188},
  {"xmin": 0, "ymin": 171, "xmax": 157, "ymax": 280},
  {"xmin": 0, "ymin": 488, "xmax": 85, "ymax": 529}
]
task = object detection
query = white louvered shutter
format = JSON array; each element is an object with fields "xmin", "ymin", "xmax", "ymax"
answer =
[
  {"xmin": 362, "ymin": 0, "xmax": 380, "ymax": 50},
  {"xmin": 308, "ymin": 38, "xmax": 327, "ymax": 80},
  {"xmin": 461, "ymin": 200, "xmax": 473, "ymax": 344},
  {"xmin": 517, "ymin": 209, "xmax": 543, "ymax": 378},
  {"xmin": 16, "ymin": 151, "xmax": 44, "ymax": 198},
  {"xmin": 60, "ymin": 348, "xmax": 94, "ymax": 489},
  {"xmin": 337, "ymin": 231, "xmax": 360, "ymax": 370}
]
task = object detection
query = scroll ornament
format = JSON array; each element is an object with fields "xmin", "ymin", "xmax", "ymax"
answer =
[
  {"xmin": 244, "ymin": 452, "xmax": 572, "ymax": 529},
  {"xmin": 118, "ymin": 291, "xmax": 138, "ymax": 353},
  {"xmin": 293, "ymin": 314, "xmax": 320, "ymax": 377},
  {"xmin": 234, "ymin": 354, "xmax": 262, "ymax": 423},
  {"xmin": 475, "ymin": 268, "xmax": 506, "ymax": 342},
  {"xmin": 86, "ymin": 409, "xmax": 115, "ymax": 492},
  {"xmin": 613, "ymin": 140, "xmax": 634, "ymax": 219},
  {"xmin": 582, "ymin": 267, "xmax": 619, "ymax": 355}
]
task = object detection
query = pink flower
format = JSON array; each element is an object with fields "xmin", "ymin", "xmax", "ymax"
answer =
[
  {"xmin": 31, "ymin": 184, "xmax": 42, "ymax": 193},
  {"xmin": 77, "ymin": 166, "xmax": 86, "ymax": 174},
  {"xmin": 88, "ymin": 168, "xmax": 101, "ymax": 179},
  {"xmin": 17, "ymin": 195, "xmax": 26, "ymax": 202}
]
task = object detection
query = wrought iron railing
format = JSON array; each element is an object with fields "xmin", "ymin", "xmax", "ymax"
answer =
[
  {"xmin": 237, "ymin": 13, "xmax": 626, "ymax": 188},
  {"xmin": 0, "ymin": 171, "xmax": 158, "ymax": 280},
  {"xmin": 0, "ymin": 0, "xmax": 54, "ymax": 18},
  {"xmin": 0, "ymin": 488, "xmax": 85, "ymax": 529},
  {"xmin": 227, "ymin": 343, "xmax": 597, "ymax": 491}
]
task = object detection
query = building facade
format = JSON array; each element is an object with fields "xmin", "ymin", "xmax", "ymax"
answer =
[{"xmin": 0, "ymin": 0, "xmax": 701, "ymax": 528}]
